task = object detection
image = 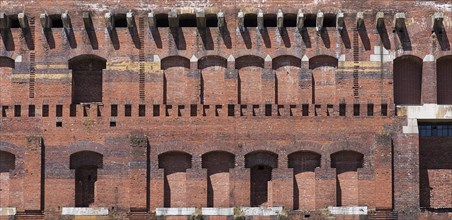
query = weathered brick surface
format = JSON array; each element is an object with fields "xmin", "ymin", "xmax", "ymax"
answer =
[{"xmin": 0, "ymin": 0, "xmax": 451, "ymax": 219}]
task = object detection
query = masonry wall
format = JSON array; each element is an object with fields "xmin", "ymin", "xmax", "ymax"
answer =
[{"xmin": 0, "ymin": 0, "xmax": 451, "ymax": 219}]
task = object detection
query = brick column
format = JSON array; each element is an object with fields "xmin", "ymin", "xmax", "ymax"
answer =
[
  {"xmin": 188, "ymin": 55, "xmax": 201, "ymax": 104},
  {"xmin": 129, "ymin": 135, "xmax": 148, "ymax": 212},
  {"xmin": 262, "ymin": 55, "xmax": 275, "ymax": 104},
  {"xmin": 224, "ymin": 57, "xmax": 238, "ymax": 104},
  {"xmin": 150, "ymin": 153, "xmax": 164, "ymax": 210},
  {"xmin": 24, "ymin": 136, "xmax": 43, "ymax": 211},
  {"xmin": 315, "ymin": 167, "xmax": 336, "ymax": 209},
  {"xmin": 271, "ymin": 168, "xmax": 293, "ymax": 209},
  {"xmin": 230, "ymin": 154, "xmax": 250, "ymax": 206},
  {"xmin": 421, "ymin": 55, "xmax": 436, "ymax": 104},
  {"xmin": 186, "ymin": 155, "xmax": 207, "ymax": 207}
]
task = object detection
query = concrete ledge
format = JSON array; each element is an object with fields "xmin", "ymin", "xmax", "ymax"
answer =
[
  {"xmin": 201, "ymin": 208, "xmax": 234, "ymax": 216},
  {"xmin": 328, "ymin": 206, "xmax": 368, "ymax": 215},
  {"xmin": 242, "ymin": 207, "xmax": 283, "ymax": 216},
  {"xmin": 399, "ymin": 104, "xmax": 452, "ymax": 134},
  {"xmin": 61, "ymin": 207, "xmax": 109, "ymax": 216},
  {"xmin": 155, "ymin": 208, "xmax": 196, "ymax": 216},
  {"xmin": 0, "ymin": 208, "xmax": 16, "ymax": 216}
]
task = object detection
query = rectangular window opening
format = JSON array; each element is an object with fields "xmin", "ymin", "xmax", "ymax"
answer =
[
  {"xmin": 8, "ymin": 15, "xmax": 20, "ymax": 28},
  {"xmin": 110, "ymin": 121, "xmax": 116, "ymax": 127},
  {"xmin": 206, "ymin": 14, "xmax": 218, "ymax": 27},
  {"xmin": 114, "ymin": 14, "xmax": 128, "ymax": 28},
  {"xmin": 42, "ymin": 105, "xmax": 49, "ymax": 117},
  {"xmin": 56, "ymin": 121, "xmax": 62, "ymax": 127},
  {"xmin": 339, "ymin": 104, "xmax": 346, "ymax": 116},
  {"xmin": 228, "ymin": 104, "xmax": 235, "ymax": 116},
  {"xmin": 324, "ymin": 14, "xmax": 337, "ymax": 27},
  {"xmin": 139, "ymin": 105, "xmax": 146, "ymax": 117},
  {"xmin": 125, "ymin": 104, "xmax": 132, "ymax": 117},
  {"xmin": 353, "ymin": 104, "xmax": 360, "ymax": 116},
  {"xmin": 215, "ymin": 105, "xmax": 222, "ymax": 117},
  {"xmin": 111, "ymin": 104, "xmax": 118, "ymax": 117},
  {"xmin": 179, "ymin": 14, "xmax": 197, "ymax": 27},
  {"xmin": 56, "ymin": 105, "xmax": 63, "ymax": 117},
  {"xmin": 283, "ymin": 14, "xmax": 297, "ymax": 27},
  {"xmin": 264, "ymin": 14, "xmax": 277, "ymax": 27},
  {"xmin": 155, "ymin": 14, "xmax": 169, "ymax": 27},
  {"xmin": 302, "ymin": 104, "xmax": 309, "ymax": 116},
  {"xmin": 50, "ymin": 14, "xmax": 63, "ymax": 28},
  {"xmin": 304, "ymin": 14, "xmax": 317, "ymax": 27},
  {"xmin": 265, "ymin": 104, "xmax": 272, "ymax": 116},
  {"xmin": 28, "ymin": 105, "xmax": 35, "ymax": 117},
  {"xmin": 1, "ymin": 106, "xmax": 7, "ymax": 117},
  {"xmin": 367, "ymin": 103, "xmax": 374, "ymax": 116},
  {"xmin": 190, "ymin": 104, "xmax": 197, "ymax": 117},
  {"xmin": 70, "ymin": 104, "xmax": 76, "ymax": 117},
  {"xmin": 14, "ymin": 105, "xmax": 21, "ymax": 117},
  {"xmin": 244, "ymin": 14, "xmax": 257, "ymax": 27},
  {"xmin": 381, "ymin": 104, "xmax": 388, "ymax": 116},
  {"xmin": 153, "ymin": 105, "xmax": 160, "ymax": 117}
]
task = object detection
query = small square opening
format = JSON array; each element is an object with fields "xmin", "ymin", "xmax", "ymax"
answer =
[
  {"xmin": 304, "ymin": 14, "xmax": 316, "ymax": 27},
  {"xmin": 8, "ymin": 15, "xmax": 20, "ymax": 28},
  {"xmin": 206, "ymin": 14, "xmax": 218, "ymax": 27},
  {"xmin": 111, "ymin": 104, "xmax": 118, "ymax": 117},
  {"xmin": 302, "ymin": 104, "xmax": 309, "ymax": 116},
  {"xmin": 56, "ymin": 121, "xmax": 62, "ymax": 127},
  {"xmin": 42, "ymin": 105, "xmax": 49, "ymax": 117},
  {"xmin": 125, "ymin": 104, "xmax": 132, "ymax": 117},
  {"xmin": 244, "ymin": 14, "xmax": 257, "ymax": 27},
  {"xmin": 339, "ymin": 104, "xmax": 346, "ymax": 116},
  {"xmin": 324, "ymin": 14, "xmax": 337, "ymax": 27},
  {"xmin": 153, "ymin": 105, "xmax": 160, "ymax": 117},
  {"xmin": 70, "ymin": 104, "xmax": 76, "ymax": 117},
  {"xmin": 283, "ymin": 14, "xmax": 297, "ymax": 27},
  {"xmin": 381, "ymin": 104, "xmax": 388, "ymax": 116},
  {"xmin": 353, "ymin": 104, "xmax": 360, "ymax": 116},
  {"xmin": 29, "ymin": 105, "xmax": 35, "ymax": 117},
  {"xmin": 49, "ymin": 14, "xmax": 63, "ymax": 28},
  {"xmin": 367, "ymin": 103, "xmax": 374, "ymax": 116},
  {"xmin": 114, "ymin": 14, "xmax": 127, "ymax": 28},
  {"xmin": 228, "ymin": 104, "xmax": 235, "ymax": 116},
  {"xmin": 264, "ymin": 14, "xmax": 277, "ymax": 27},
  {"xmin": 179, "ymin": 14, "xmax": 197, "ymax": 27},
  {"xmin": 139, "ymin": 105, "xmax": 146, "ymax": 117},
  {"xmin": 14, "ymin": 105, "xmax": 21, "ymax": 117},
  {"xmin": 56, "ymin": 105, "xmax": 63, "ymax": 117},
  {"xmin": 190, "ymin": 104, "xmax": 197, "ymax": 116},
  {"xmin": 155, "ymin": 14, "xmax": 169, "ymax": 27},
  {"xmin": 265, "ymin": 104, "xmax": 272, "ymax": 116},
  {"xmin": 110, "ymin": 121, "xmax": 116, "ymax": 127}
]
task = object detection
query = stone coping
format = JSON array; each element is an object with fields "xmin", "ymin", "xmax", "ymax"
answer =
[
  {"xmin": 61, "ymin": 207, "xmax": 109, "ymax": 216},
  {"xmin": 0, "ymin": 208, "xmax": 16, "ymax": 216},
  {"xmin": 155, "ymin": 207, "xmax": 283, "ymax": 216},
  {"xmin": 328, "ymin": 206, "xmax": 368, "ymax": 215}
]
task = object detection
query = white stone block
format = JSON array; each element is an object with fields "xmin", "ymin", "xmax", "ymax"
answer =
[
  {"xmin": 328, "ymin": 206, "xmax": 367, "ymax": 215},
  {"xmin": 61, "ymin": 207, "xmax": 109, "ymax": 216},
  {"xmin": 155, "ymin": 208, "xmax": 196, "ymax": 216},
  {"xmin": 0, "ymin": 208, "xmax": 16, "ymax": 216},
  {"xmin": 201, "ymin": 208, "xmax": 234, "ymax": 216},
  {"xmin": 241, "ymin": 207, "xmax": 283, "ymax": 216}
]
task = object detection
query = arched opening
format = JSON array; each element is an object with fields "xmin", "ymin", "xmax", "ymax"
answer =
[
  {"xmin": 437, "ymin": 56, "xmax": 452, "ymax": 104},
  {"xmin": 158, "ymin": 151, "xmax": 192, "ymax": 207},
  {"xmin": 273, "ymin": 55, "xmax": 302, "ymax": 104},
  {"xmin": 202, "ymin": 151, "xmax": 235, "ymax": 207},
  {"xmin": 0, "ymin": 57, "xmax": 15, "ymax": 104},
  {"xmin": 0, "ymin": 150, "xmax": 15, "ymax": 207},
  {"xmin": 309, "ymin": 55, "xmax": 338, "ymax": 104},
  {"xmin": 245, "ymin": 151, "xmax": 278, "ymax": 207},
  {"xmin": 69, "ymin": 55, "xmax": 107, "ymax": 104},
  {"xmin": 331, "ymin": 150, "xmax": 363, "ymax": 206},
  {"xmin": 70, "ymin": 151, "xmax": 103, "ymax": 207},
  {"xmin": 161, "ymin": 56, "xmax": 191, "ymax": 104},
  {"xmin": 199, "ymin": 56, "xmax": 227, "ymax": 104},
  {"xmin": 236, "ymin": 56, "xmax": 265, "ymax": 104},
  {"xmin": 393, "ymin": 55, "xmax": 422, "ymax": 105},
  {"xmin": 288, "ymin": 151, "xmax": 321, "ymax": 210}
]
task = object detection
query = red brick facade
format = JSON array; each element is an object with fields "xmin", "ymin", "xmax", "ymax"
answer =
[{"xmin": 0, "ymin": 0, "xmax": 451, "ymax": 219}]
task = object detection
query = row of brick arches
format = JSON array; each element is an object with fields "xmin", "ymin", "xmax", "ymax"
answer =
[{"xmin": 0, "ymin": 149, "xmax": 364, "ymax": 210}]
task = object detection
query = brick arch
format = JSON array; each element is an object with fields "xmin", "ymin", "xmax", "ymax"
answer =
[
  {"xmin": 245, "ymin": 150, "xmax": 278, "ymax": 169},
  {"xmin": 331, "ymin": 150, "xmax": 364, "ymax": 207},
  {"xmin": 285, "ymin": 141, "xmax": 324, "ymax": 156},
  {"xmin": 330, "ymin": 150, "xmax": 364, "ymax": 171},
  {"xmin": 309, "ymin": 55, "xmax": 338, "ymax": 70},
  {"xmin": 198, "ymin": 55, "xmax": 227, "ymax": 69},
  {"xmin": 327, "ymin": 141, "xmax": 368, "ymax": 158},
  {"xmin": 245, "ymin": 150, "xmax": 277, "ymax": 207},
  {"xmin": 66, "ymin": 141, "xmax": 107, "ymax": 156},
  {"xmin": 155, "ymin": 142, "xmax": 196, "ymax": 156},
  {"xmin": 235, "ymin": 55, "xmax": 265, "ymax": 69},
  {"xmin": 0, "ymin": 141, "xmax": 24, "ymax": 156},
  {"xmin": 273, "ymin": 55, "xmax": 301, "ymax": 69},
  {"xmin": 393, "ymin": 55, "xmax": 422, "ymax": 105},
  {"xmin": 0, "ymin": 56, "xmax": 15, "ymax": 68},
  {"xmin": 69, "ymin": 151, "xmax": 103, "ymax": 169},
  {"xmin": 202, "ymin": 151, "xmax": 235, "ymax": 207},
  {"xmin": 161, "ymin": 56, "xmax": 190, "ymax": 70},
  {"xmin": 68, "ymin": 54, "xmax": 107, "ymax": 70},
  {"xmin": 288, "ymin": 151, "xmax": 322, "ymax": 170},
  {"xmin": 158, "ymin": 151, "xmax": 192, "ymax": 208},
  {"xmin": 437, "ymin": 55, "xmax": 452, "ymax": 104}
]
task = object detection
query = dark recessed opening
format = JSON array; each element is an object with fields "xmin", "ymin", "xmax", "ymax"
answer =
[
  {"xmin": 283, "ymin": 14, "xmax": 297, "ymax": 27},
  {"xmin": 42, "ymin": 105, "xmax": 49, "ymax": 117},
  {"xmin": 49, "ymin": 14, "xmax": 63, "ymax": 28},
  {"xmin": 304, "ymin": 14, "xmax": 316, "ymax": 27},
  {"xmin": 8, "ymin": 15, "xmax": 20, "ymax": 28},
  {"xmin": 56, "ymin": 121, "xmax": 62, "ymax": 127},
  {"xmin": 70, "ymin": 104, "xmax": 76, "ymax": 117},
  {"xmin": 83, "ymin": 105, "xmax": 90, "ymax": 117},
  {"xmin": 1, "ymin": 106, "xmax": 7, "ymax": 117},
  {"xmin": 304, "ymin": 214, "xmax": 311, "ymax": 218},
  {"xmin": 302, "ymin": 104, "xmax": 309, "ymax": 116},
  {"xmin": 381, "ymin": 104, "xmax": 388, "ymax": 116},
  {"xmin": 114, "ymin": 14, "xmax": 127, "ymax": 28},
  {"xmin": 324, "ymin": 14, "xmax": 336, "ymax": 27},
  {"xmin": 190, "ymin": 104, "xmax": 197, "ymax": 116},
  {"xmin": 111, "ymin": 104, "xmax": 118, "ymax": 117},
  {"xmin": 56, "ymin": 105, "xmax": 63, "ymax": 117},
  {"xmin": 155, "ymin": 14, "xmax": 169, "ymax": 27},
  {"xmin": 367, "ymin": 103, "xmax": 374, "ymax": 116},
  {"xmin": 264, "ymin": 14, "xmax": 277, "ymax": 27},
  {"xmin": 110, "ymin": 121, "xmax": 116, "ymax": 127},
  {"xmin": 228, "ymin": 104, "xmax": 235, "ymax": 116},
  {"xmin": 339, "ymin": 104, "xmax": 346, "ymax": 116},
  {"xmin": 257, "ymin": 165, "xmax": 265, "ymax": 170},
  {"xmin": 139, "ymin": 105, "xmax": 145, "ymax": 117},
  {"xmin": 206, "ymin": 14, "xmax": 218, "ymax": 27},
  {"xmin": 244, "ymin": 14, "xmax": 257, "ymax": 27},
  {"xmin": 353, "ymin": 104, "xmax": 360, "ymax": 116},
  {"xmin": 265, "ymin": 104, "xmax": 272, "ymax": 116},
  {"xmin": 14, "ymin": 105, "xmax": 21, "ymax": 117},
  {"xmin": 153, "ymin": 105, "xmax": 160, "ymax": 117},
  {"xmin": 125, "ymin": 104, "xmax": 132, "ymax": 117},
  {"xmin": 179, "ymin": 14, "xmax": 197, "ymax": 27},
  {"xmin": 28, "ymin": 105, "xmax": 35, "ymax": 117}
]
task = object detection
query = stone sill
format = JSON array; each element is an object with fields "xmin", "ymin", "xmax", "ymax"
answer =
[
  {"xmin": 0, "ymin": 208, "xmax": 16, "ymax": 216},
  {"xmin": 328, "ymin": 206, "xmax": 368, "ymax": 215},
  {"xmin": 61, "ymin": 207, "xmax": 109, "ymax": 216}
]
